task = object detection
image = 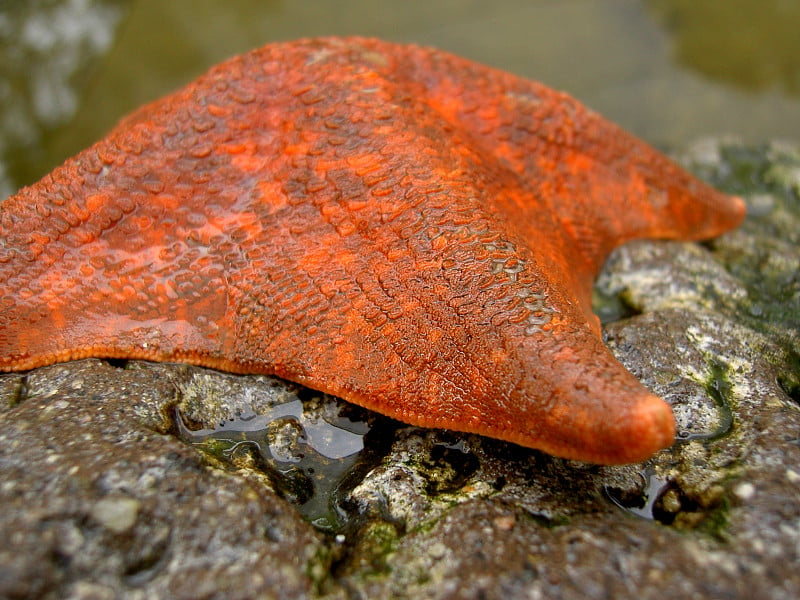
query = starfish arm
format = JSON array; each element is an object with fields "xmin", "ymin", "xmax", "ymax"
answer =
[{"xmin": 411, "ymin": 46, "xmax": 746, "ymax": 289}]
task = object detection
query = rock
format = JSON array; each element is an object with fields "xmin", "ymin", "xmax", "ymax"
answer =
[
  {"xmin": 91, "ymin": 497, "xmax": 141, "ymax": 534},
  {"xmin": 1, "ymin": 139, "xmax": 798, "ymax": 599},
  {"xmin": 0, "ymin": 360, "xmax": 325, "ymax": 599}
]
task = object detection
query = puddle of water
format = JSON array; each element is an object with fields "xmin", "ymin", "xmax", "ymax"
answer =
[
  {"xmin": 174, "ymin": 396, "xmax": 392, "ymax": 532},
  {"xmin": 604, "ymin": 466, "xmax": 674, "ymax": 522}
]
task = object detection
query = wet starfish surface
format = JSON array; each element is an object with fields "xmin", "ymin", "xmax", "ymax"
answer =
[{"xmin": 0, "ymin": 37, "xmax": 745, "ymax": 464}]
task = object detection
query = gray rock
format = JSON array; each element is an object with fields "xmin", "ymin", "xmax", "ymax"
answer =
[
  {"xmin": 1, "ymin": 139, "xmax": 798, "ymax": 599},
  {"xmin": 0, "ymin": 360, "xmax": 326, "ymax": 599}
]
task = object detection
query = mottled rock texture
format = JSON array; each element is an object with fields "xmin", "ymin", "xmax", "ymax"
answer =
[{"xmin": 0, "ymin": 139, "xmax": 797, "ymax": 599}]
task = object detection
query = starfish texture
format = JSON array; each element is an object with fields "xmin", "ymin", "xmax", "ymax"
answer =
[{"xmin": 0, "ymin": 37, "xmax": 745, "ymax": 464}]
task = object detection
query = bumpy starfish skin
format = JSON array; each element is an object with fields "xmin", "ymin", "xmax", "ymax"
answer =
[{"xmin": 0, "ymin": 37, "xmax": 745, "ymax": 464}]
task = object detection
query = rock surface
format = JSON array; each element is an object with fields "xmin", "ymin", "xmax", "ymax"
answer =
[{"xmin": 1, "ymin": 140, "xmax": 798, "ymax": 599}]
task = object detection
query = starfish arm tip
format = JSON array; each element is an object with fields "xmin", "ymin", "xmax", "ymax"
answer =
[
  {"xmin": 731, "ymin": 194, "xmax": 748, "ymax": 225},
  {"xmin": 602, "ymin": 392, "xmax": 676, "ymax": 465}
]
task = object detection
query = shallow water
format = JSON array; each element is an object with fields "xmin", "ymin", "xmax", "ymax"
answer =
[
  {"xmin": 175, "ymin": 397, "xmax": 382, "ymax": 532},
  {"xmin": 5, "ymin": 0, "xmax": 800, "ymax": 189}
]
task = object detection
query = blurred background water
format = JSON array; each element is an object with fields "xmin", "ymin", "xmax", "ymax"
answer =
[{"xmin": 1, "ymin": 0, "xmax": 799, "ymax": 197}]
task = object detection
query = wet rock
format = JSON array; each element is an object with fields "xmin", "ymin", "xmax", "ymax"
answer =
[
  {"xmin": 0, "ymin": 360, "xmax": 326, "ymax": 600},
  {"xmin": 1, "ymin": 139, "xmax": 798, "ymax": 599}
]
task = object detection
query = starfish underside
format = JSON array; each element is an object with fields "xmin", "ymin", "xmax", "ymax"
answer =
[{"xmin": 0, "ymin": 37, "xmax": 745, "ymax": 464}]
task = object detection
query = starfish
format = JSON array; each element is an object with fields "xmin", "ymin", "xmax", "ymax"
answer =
[{"xmin": 0, "ymin": 37, "xmax": 744, "ymax": 464}]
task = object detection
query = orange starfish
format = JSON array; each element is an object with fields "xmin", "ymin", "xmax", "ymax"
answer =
[{"xmin": 0, "ymin": 37, "xmax": 744, "ymax": 464}]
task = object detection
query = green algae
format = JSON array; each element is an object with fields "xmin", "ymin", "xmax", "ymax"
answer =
[{"xmin": 699, "ymin": 144, "xmax": 799, "ymax": 335}]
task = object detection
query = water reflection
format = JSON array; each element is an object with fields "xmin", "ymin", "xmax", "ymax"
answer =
[{"xmin": 174, "ymin": 395, "xmax": 392, "ymax": 532}]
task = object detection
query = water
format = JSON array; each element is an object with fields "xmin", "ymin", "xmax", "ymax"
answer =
[
  {"xmin": 174, "ymin": 394, "xmax": 391, "ymax": 532},
  {"xmin": 4, "ymin": 0, "xmax": 800, "ymax": 190}
]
